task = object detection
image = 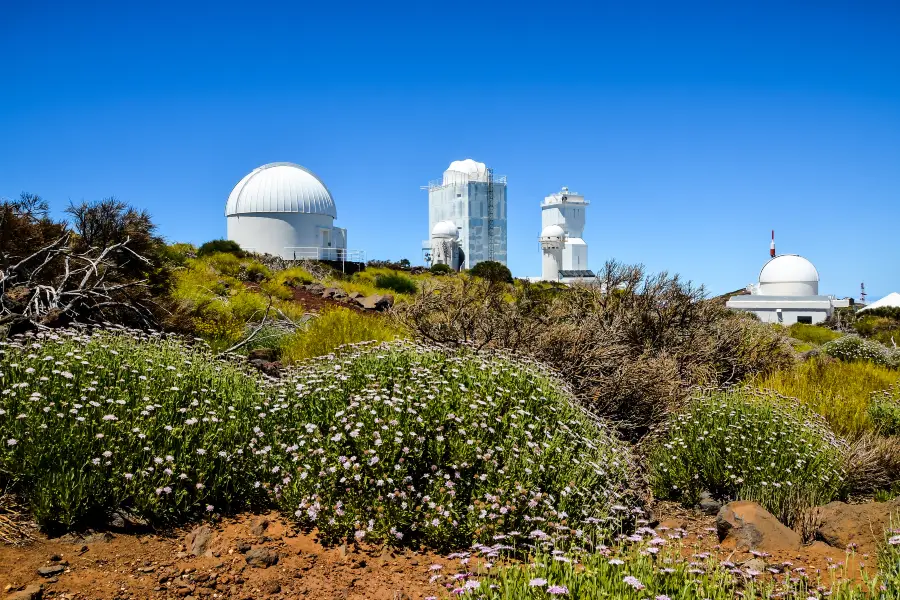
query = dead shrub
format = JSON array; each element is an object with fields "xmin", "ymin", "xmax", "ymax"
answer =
[
  {"xmin": 397, "ymin": 260, "xmax": 795, "ymax": 440},
  {"xmin": 843, "ymin": 432, "xmax": 900, "ymax": 496}
]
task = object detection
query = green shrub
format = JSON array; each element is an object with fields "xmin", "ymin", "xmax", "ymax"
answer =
[
  {"xmin": 429, "ymin": 263, "xmax": 453, "ymax": 275},
  {"xmin": 242, "ymin": 261, "xmax": 272, "ymax": 283},
  {"xmin": 203, "ymin": 252, "xmax": 242, "ymax": 278},
  {"xmin": 197, "ymin": 239, "xmax": 244, "ymax": 257},
  {"xmin": 822, "ymin": 334, "xmax": 896, "ymax": 368},
  {"xmin": 752, "ymin": 357, "xmax": 900, "ymax": 436},
  {"xmin": 272, "ymin": 266, "xmax": 315, "ymax": 288},
  {"xmin": 278, "ymin": 307, "xmax": 405, "ymax": 362},
  {"xmin": 374, "ymin": 272, "xmax": 417, "ymax": 295},
  {"xmin": 787, "ymin": 322, "xmax": 842, "ymax": 345},
  {"xmin": 869, "ymin": 385, "xmax": 900, "ymax": 436},
  {"xmin": 270, "ymin": 342, "xmax": 636, "ymax": 548},
  {"xmin": 0, "ymin": 330, "xmax": 270, "ymax": 531},
  {"xmin": 650, "ymin": 390, "xmax": 846, "ymax": 526},
  {"xmin": 469, "ymin": 260, "xmax": 513, "ymax": 284}
]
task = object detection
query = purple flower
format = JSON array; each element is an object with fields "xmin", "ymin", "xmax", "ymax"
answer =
[
  {"xmin": 623, "ymin": 576, "xmax": 644, "ymax": 590},
  {"xmin": 547, "ymin": 585, "xmax": 569, "ymax": 595},
  {"xmin": 529, "ymin": 577, "xmax": 547, "ymax": 587}
]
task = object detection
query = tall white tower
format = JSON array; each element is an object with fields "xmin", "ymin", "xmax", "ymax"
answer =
[
  {"xmin": 539, "ymin": 187, "xmax": 590, "ymax": 280},
  {"xmin": 540, "ymin": 224, "xmax": 565, "ymax": 280},
  {"xmin": 422, "ymin": 159, "xmax": 508, "ymax": 269}
]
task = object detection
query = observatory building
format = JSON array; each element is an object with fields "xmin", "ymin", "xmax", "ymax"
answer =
[
  {"xmin": 226, "ymin": 162, "xmax": 358, "ymax": 261},
  {"xmin": 726, "ymin": 233, "xmax": 849, "ymax": 325},
  {"xmin": 422, "ymin": 159, "xmax": 507, "ymax": 270},
  {"xmin": 539, "ymin": 187, "xmax": 594, "ymax": 282}
]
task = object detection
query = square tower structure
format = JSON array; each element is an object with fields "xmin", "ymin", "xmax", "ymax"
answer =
[
  {"xmin": 541, "ymin": 187, "xmax": 588, "ymax": 273},
  {"xmin": 422, "ymin": 159, "xmax": 507, "ymax": 269}
]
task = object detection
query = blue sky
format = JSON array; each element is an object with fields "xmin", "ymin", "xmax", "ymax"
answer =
[{"xmin": 2, "ymin": 1, "xmax": 898, "ymax": 299}]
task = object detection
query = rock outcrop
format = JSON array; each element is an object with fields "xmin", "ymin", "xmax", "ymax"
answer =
[{"xmin": 716, "ymin": 501, "xmax": 801, "ymax": 552}]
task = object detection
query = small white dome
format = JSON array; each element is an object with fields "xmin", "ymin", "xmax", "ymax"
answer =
[
  {"xmin": 443, "ymin": 158, "xmax": 487, "ymax": 185},
  {"xmin": 758, "ymin": 254, "xmax": 820, "ymax": 296},
  {"xmin": 540, "ymin": 224, "xmax": 565, "ymax": 240},
  {"xmin": 431, "ymin": 220, "xmax": 459, "ymax": 239},
  {"xmin": 226, "ymin": 162, "xmax": 336, "ymax": 218}
]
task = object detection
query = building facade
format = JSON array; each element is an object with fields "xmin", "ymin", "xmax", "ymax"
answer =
[
  {"xmin": 226, "ymin": 162, "xmax": 358, "ymax": 261},
  {"xmin": 539, "ymin": 187, "xmax": 593, "ymax": 282},
  {"xmin": 726, "ymin": 253, "xmax": 849, "ymax": 325},
  {"xmin": 422, "ymin": 159, "xmax": 507, "ymax": 270}
]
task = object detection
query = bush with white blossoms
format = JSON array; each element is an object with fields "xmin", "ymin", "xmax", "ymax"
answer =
[
  {"xmin": 0, "ymin": 329, "xmax": 637, "ymax": 550},
  {"xmin": 265, "ymin": 341, "xmax": 637, "ymax": 548},
  {"xmin": 822, "ymin": 334, "xmax": 900, "ymax": 370},
  {"xmin": 0, "ymin": 328, "xmax": 272, "ymax": 531},
  {"xmin": 650, "ymin": 390, "xmax": 847, "ymax": 527}
]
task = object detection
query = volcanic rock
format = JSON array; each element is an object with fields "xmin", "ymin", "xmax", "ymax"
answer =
[
  {"xmin": 186, "ymin": 525, "xmax": 213, "ymax": 557},
  {"xmin": 716, "ymin": 501, "xmax": 801, "ymax": 552},
  {"xmin": 36, "ymin": 565, "xmax": 65, "ymax": 577},
  {"xmin": 6, "ymin": 585, "xmax": 42, "ymax": 600},
  {"xmin": 815, "ymin": 498, "xmax": 900, "ymax": 553},
  {"xmin": 244, "ymin": 547, "xmax": 278, "ymax": 568}
]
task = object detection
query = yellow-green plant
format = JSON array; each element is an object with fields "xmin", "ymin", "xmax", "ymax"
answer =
[
  {"xmin": 279, "ymin": 307, "xmax": 406, "ymax": 362},
  {"xmin": 753, "ymin": 357, "xmax": 900, "ymax": 436},
  {"xmin": 787, "ymin": 322, "xmax": 842, "ymax": 345}
]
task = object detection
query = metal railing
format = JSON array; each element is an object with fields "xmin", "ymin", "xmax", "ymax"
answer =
[{"xmin": 282, "ymin": 247, "xmax": 366, "ymax": 263}]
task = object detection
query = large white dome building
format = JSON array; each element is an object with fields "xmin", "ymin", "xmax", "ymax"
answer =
[
  {"xmin": 226, "ymin": 162, "xmax": 349, "ymax": 260},
  {"xmin": 726, "ymin": 238, "xmax": 848, "ymax": 325}
]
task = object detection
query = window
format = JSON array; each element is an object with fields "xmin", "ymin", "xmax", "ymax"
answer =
[{"xmin": 797, "ymin": 316, "xmax": 813, "ymax": 324}]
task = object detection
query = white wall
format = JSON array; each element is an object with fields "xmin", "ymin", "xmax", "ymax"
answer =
[
  {"xmin": 542, "ymin": 246, "xmax": 562, "ymax": 280},
  {"xmin": 744, "ymin": 308, "xmax": 830, "ymax": 325},
  {"xmin": 227, "ymin": 212, "xmax": 344, "ymax": 258},
  {"xmin": 757, "ymin": 281, "xmax": 819, "ymax": 296}
]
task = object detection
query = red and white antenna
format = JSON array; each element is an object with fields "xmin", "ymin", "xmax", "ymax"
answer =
[{"xmin": 770, "ymin": 230, "xmax": 776, "ymax": 258}]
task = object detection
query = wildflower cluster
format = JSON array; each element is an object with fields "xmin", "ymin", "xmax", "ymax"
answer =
[
  {"xmin": 822, "ymin": 335, "xmax": 900, "ymax": 370},
  {"xmin": 451, "ymin": 524, "xmax": 881, "ymax": 599},
  {"xmin": 0, "ymin": 328, "xmax": 270, "ymax": 530},
  {"xmin": 266, "ymin": 341, "xmax": 637, "ymax": 548},
  {"xmin": 650, "ymin": 390, "xmax": 847, "ymax": 527},
  {"xmin": 0, "ymin": 329, "xmax": 636, "ymax": 549}
]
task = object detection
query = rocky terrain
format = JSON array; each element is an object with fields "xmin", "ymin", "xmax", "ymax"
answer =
[{"xmin": 2, "ymin": 498, "xmax": 896, "ymax": 600}]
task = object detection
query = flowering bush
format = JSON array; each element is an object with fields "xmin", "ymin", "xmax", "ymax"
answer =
[
  {"xmin": 822, "ymin": 335, "xmax": 898, "ymax": 369},
  {"xmin": 0, "ymin": 329, "xmax": 271, "ymax": 531},
  {"xmin": 267, "ymin": 341, "xmax": 636, "ymax": 548},
  {"xmin": 650, "ymin": 390, "xmax": 847, "ymax": 526},
  {"xmin": 0, "ymin": 329, "xmax": 635, "ymax": 549}
]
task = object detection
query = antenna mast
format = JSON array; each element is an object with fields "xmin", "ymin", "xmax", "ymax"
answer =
[
  {"xmin": 486, "ymin": 166, "xmax": 495, "ymax": 261},
  {"xmin": 860, "ymin": 283, "xmax": 867, "ymax": 305}
]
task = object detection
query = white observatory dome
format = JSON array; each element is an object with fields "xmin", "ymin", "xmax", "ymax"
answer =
[
  {"xmin": 443, "ymin": 159, "xmax": 488, "ymax": 185},
  {"xmin": 540, "ymin": 224, "xmax": 565, "ymax": 241},
  {"xmin": 431, "ymin": 220, "xmax": 459, "ymax": 239},
  {"xmin": 225, "ymin": 162, "xmax": 337, "ymax": 218},
  {"xmin": 758, "ymin": 254, "xmax": 820, "ymax": 296}
]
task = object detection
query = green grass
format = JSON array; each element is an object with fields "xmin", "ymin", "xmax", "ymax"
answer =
[
  {"xmin": 650, "ymin": 389, "xmax": 846, "ymax": 527},
  {"xmin": 752, "ymin": 357, "xmax": 900, "ymax": 436},
  {"xmin": 278, "ymin": 307, "xmax": 406, "ymax": 362},
  {"xmin": 787, "ymin": 322, "xmax": 842, "ymax": 345},
  {"xmin": 0, "ymin": 331, "xmax": 636, "ymax": 550}
]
